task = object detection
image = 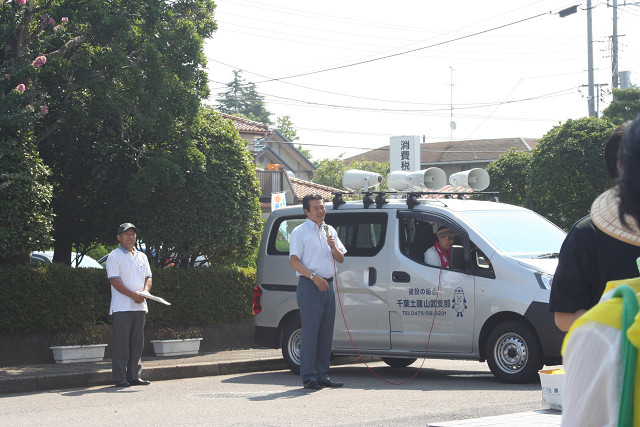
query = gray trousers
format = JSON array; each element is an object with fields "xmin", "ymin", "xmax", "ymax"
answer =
[
  {"xmin": 296, "ymin": 276, "xmax": 336, "ymax": 383},
  {"xmin": 111, "ymin": 311, "xmax": 146, "ymax": 382}
]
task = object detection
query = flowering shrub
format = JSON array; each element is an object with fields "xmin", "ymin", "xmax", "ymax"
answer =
[
  {"xmin": 153, "ymin": 327, "xmax": 202, "ymax": 340},
  {"xmin": 32, "ymin": 55, "xmax": 46, "ymax": 67},
  {"xmin": 58, "ymin": 322, "xmax": 109, "ymax": 346}
]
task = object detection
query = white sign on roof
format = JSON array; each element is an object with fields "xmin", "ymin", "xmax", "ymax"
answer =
[{"xmin": 390, "ymin": 135, "xmax": 421, "ymax": 172}]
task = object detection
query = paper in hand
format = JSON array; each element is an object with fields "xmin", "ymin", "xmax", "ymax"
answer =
[{"xmin": 136, "ymin": 290, "xmax": 171, "ymax": 305}]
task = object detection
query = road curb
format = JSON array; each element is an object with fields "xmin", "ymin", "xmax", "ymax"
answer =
[
  {"xmin": 0, "ymin": 354, "xmax": 378, "ymax": 395},
  {"xmin": 0, "ymin": 358, "xmax": 288, "ymax": 395}
]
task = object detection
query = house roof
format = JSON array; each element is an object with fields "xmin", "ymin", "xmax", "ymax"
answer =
[
  {"xmin": 290, "ymin": 178, "xmax": 342, "ymax": 202},
  {"xmin": 345, "ymin": 137, "xmax": 538, "ymax": 164},
  {"xmin": 219, "ymin": 113, "xmax": 269, "ymax": 136}
]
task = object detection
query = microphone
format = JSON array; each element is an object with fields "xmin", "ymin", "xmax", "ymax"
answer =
[{"xmin": 323, "ymin": 225, "xmax": 330, "ymax": 237}]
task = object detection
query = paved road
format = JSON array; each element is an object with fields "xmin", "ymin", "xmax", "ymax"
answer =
[{"xmin": 0, "ymin": 358, "xmax": 561, "ymax": 426}]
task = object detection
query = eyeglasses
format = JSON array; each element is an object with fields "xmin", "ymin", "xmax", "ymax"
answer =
[{"xmin": 440, "ymin": 236, "xmax": 456, "ymax": 241}]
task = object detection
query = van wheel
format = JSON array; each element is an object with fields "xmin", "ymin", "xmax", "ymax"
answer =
[
  {"xmin": 485, "ymin": 320, "xmax": 542, "ymax": 384},
  {"xmin": 381, "ymin": 357, "xmax": 417, "ymax": 368},
  {"xmin": 281, "ymin": 317, "xmax": 302, "ymax": 375}
]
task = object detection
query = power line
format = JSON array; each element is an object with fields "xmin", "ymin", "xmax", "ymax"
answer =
[
  {"xmin": 258, "ymin": 87, "xmax": 578, "ymax": 113},
  {"xmin": 209, "ymin": 64, "xmax": 582, "ymax": 109},
  {"xmin": 241, "ymin": 11, "xmax": 554, "ymax": 84}
]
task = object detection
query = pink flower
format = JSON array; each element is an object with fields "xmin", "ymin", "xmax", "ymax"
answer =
[
  {"xmin": 18, "ymin": 0, "xmax": 27, "ymax": 5},
  {"xmin": 40, "ymin": 105, "xmax": 49, "ymax": 114},
  {"xmin": 42, "ymin": 13, "xmax": 54, "ymax": 26},
  {"xmin": 4, "ymin": 74, "xmax": 10, "ymax": 80},
  {"xmin": 15, "ymin": 84, "xmax": 26, "ymax": 92},
  {"xmin": 54, "ymin": 25, "xmax": 63, "ymax": 33},
  {"xmin": 32, "ymin": 55, "xmax": 47, "ymax": 67},
  {"xmin": 61, "ymin": 17, "xmax": 68, "ymax": 23}
]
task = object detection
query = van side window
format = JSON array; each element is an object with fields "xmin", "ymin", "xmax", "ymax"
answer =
[
  {"xmin": 269, "ymin": 218, "xmax": 305, "ymax": 254},
  {"xmin": 267, "ymin": 212, "xmax": 388, "ymax": 257},
  {"xmin": 331, "ymin": 212, "xmax": 387, "ymax": 257},
  {"xmin": 472, "ymin": 244, "xmax": 496, "ymax": 279},
  {"xmin": 400, "ymin": 218, "xmax": 437, "ymax": 264}
]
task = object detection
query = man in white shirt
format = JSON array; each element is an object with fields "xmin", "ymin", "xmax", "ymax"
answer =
[
  {"xmin": 289, "ymin": 194, "xmax": 346, "ymax": 390},
  {"xmin": 106, "ymin": 223, "xmax": 153, "ymax": 387}
]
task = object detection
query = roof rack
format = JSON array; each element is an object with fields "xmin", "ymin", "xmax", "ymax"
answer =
[{"xmin": 331, "ymin": 191, "xmax": 500, "ymax": 210}]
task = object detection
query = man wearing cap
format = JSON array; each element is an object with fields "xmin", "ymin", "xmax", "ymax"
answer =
[
  {"xmin": 106, "ymin": 223, "xmax": 153, "ymax": 387},
  {"xmin": 425, "ymin": 226, "xmax": 458, "ymax": 268}
]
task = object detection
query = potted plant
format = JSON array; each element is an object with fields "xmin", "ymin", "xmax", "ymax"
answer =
[
  {"xmin": 50, "ymin": 322, "xmax": 109, "ymax": 363},
  {"xmin": 150, "ymin": 327, "xmax": 203, "ymax": 356}
]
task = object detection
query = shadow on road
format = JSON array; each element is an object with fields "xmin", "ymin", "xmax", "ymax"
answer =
[{"xmin": 221, "ymin": 362, "xmax": 541, "ymax": 392}]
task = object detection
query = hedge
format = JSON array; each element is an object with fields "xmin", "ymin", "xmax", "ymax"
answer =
[{"xmin": 0, "ymin": 264, "xmax": 256, "ymax": 334}]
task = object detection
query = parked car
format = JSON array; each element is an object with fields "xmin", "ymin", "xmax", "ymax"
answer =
[
  {"xmin": 97, "ymin": 250, "xmax": 209, "ymax": 268},
  {"xmin": 253, "ymin": 170, "xmax": 567, "ymax": 384},
  {"xmin": 32, "ymin": 251, "xmax": 104, "ymax": 269}
]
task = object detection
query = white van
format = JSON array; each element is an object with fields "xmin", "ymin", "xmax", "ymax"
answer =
[{"xmin": 253, "ymin": 172, "xmax": 566, "ymax": 384}]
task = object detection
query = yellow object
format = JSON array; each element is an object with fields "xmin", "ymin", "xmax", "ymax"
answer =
[{"xmin": 563, "ymin": 277, "xmax": 640, "ymax": 426}]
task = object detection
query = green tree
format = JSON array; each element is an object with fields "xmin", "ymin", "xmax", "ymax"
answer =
[
  {"xmin": 526, "ymin": 117, "xmax": 616, "ymax": 230},
  {"xmin": 276, "ymin": 115, "xmax": 298, "ymax": 141},
  {"xmin": 217, "ymin": 70, "xmax": 272, "ymax": 124},
  {"xmin": 485, "ymin": 148, "xmax": 532, "ymax": 206},
  {"xmin": 602, "ymin": 88, "xmax": 640, "ymax": 125},
  {"xmin": 127, "ymin": 108, "xmax": 262, "ymax": 266},
  {"xmin": 1, "ymin": 0, "xmax": 217, "ymax": 264},
  {"xmin": 0, "ymin": 113, "xmax": 53, "ymax": 263},
  {"xmin": 312, "ymin": 157, "xmax": 389, "ymax": 190},
  {"xmin": 312, "ymin": 157, "xmax": 347, "ymax": 189}
]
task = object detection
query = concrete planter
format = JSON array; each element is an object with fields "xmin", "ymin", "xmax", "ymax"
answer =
[
  {"xmin": 50, "ymin": 344, "xmax": 108, "ymax": 363},
  {"xmin": 150, "ymin": 338, "xmax": 202, "ymax": 356}
]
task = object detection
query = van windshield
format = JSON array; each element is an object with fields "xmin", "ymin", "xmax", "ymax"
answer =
[{"xmin": 459, "ymin": 210, "xmax": 566, "ymax": 257}]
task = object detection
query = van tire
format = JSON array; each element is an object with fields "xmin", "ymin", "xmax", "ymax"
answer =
[
  {"xmin": 381, "ymin": 357, "xmax": 418, "ymax": 368},
  {"xmin": 281, "ymin": 317, "xmax": 302, "ymax": 375},
  {"xmin": 485, "ymin": 320, "xmax": 542, "ymax": 384}
]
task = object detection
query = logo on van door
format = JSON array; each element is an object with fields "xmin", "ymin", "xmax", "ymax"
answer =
[
  {"xmin": 397, "ymin": 288, "xmax": 450, "ymax": 316},
  {"xmin": 397, "ymin": 287, "xmax": 469, "ymax": 317},
  {"xmin": 452, "ymin": 287, "xmax": 468, "ymax": 317}
]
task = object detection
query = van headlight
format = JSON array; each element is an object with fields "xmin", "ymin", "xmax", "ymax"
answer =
[{"xmin": 535, "ymin": 272, "xmax": 553, "ymax": 290}]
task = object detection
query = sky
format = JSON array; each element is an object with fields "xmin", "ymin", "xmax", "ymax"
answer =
[{"xmin": 203, "ymin": 0, "xmax": 640, "ymax": 161}]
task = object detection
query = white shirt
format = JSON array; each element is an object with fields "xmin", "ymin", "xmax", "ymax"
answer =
[
  {"xmin": 424, "ymin": 246, "xmax": 442, "ymax": 267},
  {"xmin": 561, "ymin": 320, "xmax": 621, "ymax": 427},
  {"xmin": 289, "ymin": 219, "xmax": 346, "ymax": 278},
  {"xmin": 106, "ymin": 246, "xmax": 152, "ymax": 314}
]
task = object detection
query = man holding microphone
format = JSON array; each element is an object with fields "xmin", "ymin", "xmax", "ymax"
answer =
[{"xmin": 289, "ymin": 194, "xmax": 347, "ymax": 390}]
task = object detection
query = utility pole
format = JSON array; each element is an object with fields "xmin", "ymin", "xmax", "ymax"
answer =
[
  {"xmin": 587, "ymin": 0, "xmax": 596, "ymax": 117},
  {"xmin": 582, "ymin": 83, "xmax": 609, "ymax": 117},
  {"xmin": 612, "ymin": 0, "xmax": 619, "ymax": 89},
  {"xmin": 449, "ymin": 66, "xmax": 456, "ymax": 140}
]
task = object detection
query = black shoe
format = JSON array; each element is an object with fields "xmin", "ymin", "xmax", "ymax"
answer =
[
  {"xmin": 129, "ymin": 378, "xmax": 150, "ymax": 386},
  {"xmin": 319, "ymin": 378, "xmax": 343, "ymax": 388},
  {"xmin": 115, "ymin": 380, "xmax": 130, "ymax": 388},
  {"xmin": 303, "ymin": 380, "xmax": 324, "ymax": 390}
]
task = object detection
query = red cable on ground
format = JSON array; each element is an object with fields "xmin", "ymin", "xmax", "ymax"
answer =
[{"xmin": 332, "ymin": 259, "xmax": 443, "ymax": 385}]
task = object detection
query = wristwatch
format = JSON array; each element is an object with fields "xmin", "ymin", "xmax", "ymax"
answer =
[{"xmin": 310, "ymin": 273, "xmax": 316, "ymax": 280}]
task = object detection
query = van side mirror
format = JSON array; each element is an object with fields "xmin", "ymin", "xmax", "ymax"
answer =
[{"xmin": 449, "ymin": 245, "xmax": 465, "ymax": 271}]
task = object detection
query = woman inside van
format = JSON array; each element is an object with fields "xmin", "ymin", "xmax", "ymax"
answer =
[{"xmin": 424, "ymin": 226, "xmax": 458, "ymax": 268}]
